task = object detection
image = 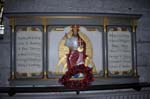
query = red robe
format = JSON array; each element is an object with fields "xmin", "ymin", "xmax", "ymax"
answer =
[{"xmin": 67, "ymin": 36, "xmax": 86, "ymax": 70}]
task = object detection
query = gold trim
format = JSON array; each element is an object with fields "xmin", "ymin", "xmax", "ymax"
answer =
[
  {"xmin": 104, "ymin": 68, "xmax": 108, "ymax": 78},
  {"xmin": 109, "ymin": 27, "xmax": 128, "ymax": 32},
  {"xmin": 87, "ymin": 28, "xmax": 97, "ymax": 31},
  {"xmin": 11, "ymin": 72, "xmax": 15, "ymax": 80},
  {"xmin": 19, "ymin": 27, "xmax": 40, "ymax": 32},
  {"xmin": 103, "ymin": 17, "xmax": 108, "ymax": 32},
  {"xmin": 8, "ymin": 15, "xmax": 140, "ymax": 20},
  {"xmin": 131, "ymin": 19, "xmax": 138, "ymax": 77},
  {"xmin": 44, "ymin": 25, "xmax": 47, "ymax": 33},
  {"xmin": 54, "ymin": 28, "xmax": 64, "ymax": 31},
  {"xmin": 9, "ymin": 17, "xmax": 15, "ymax": 32},
  {"xmin": 103, "ymin": 17, "xmax": 108, "ymax": 78},
  {"xmin": 9, "ymin": 16, "xmax": 100, "ymax": 19},
  {"xmin": 43, "ymin": 71, "xmax": 48, "ymax": 80},
  {"xmin": 131, "ymin": 19, "xmax": 137, "ymax": 32},
  {"xmin": 42, "ymin": 18, "xmax": 47, "ymax": 32},
  {"xmin": 109, "ymin": 70, "xmax": 132, "ymax": 75}
]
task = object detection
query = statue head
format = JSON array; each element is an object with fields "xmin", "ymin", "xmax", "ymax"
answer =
[{"xmin": 71, "ymin": 25, "xmax": 80, "ymax": 36}]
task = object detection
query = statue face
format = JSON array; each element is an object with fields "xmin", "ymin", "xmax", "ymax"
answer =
[
  {"xmin": 72, "ymin": 27, "xmax": 78, "ymax": 32},
  {"xmin": 72, "ymin": 27, "xmax": 78, "ymax": 36}
]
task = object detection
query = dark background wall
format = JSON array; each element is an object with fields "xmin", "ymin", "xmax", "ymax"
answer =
[{"xmin": 0, "ymin": 0, "xmax": 150, "ymax": 99}]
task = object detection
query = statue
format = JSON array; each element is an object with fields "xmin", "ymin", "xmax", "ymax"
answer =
[
  {"xmin": 58, "ymin": 25, "xmax": 94, "ymax": 88},
  {"xmin": 56, "ymin": 25, "xmax": 97, "ymax": 75},
  {"xmin": 64, "ymin": 25, "xmax": 87, "ymax": 77},
  {"xmin": 65, "ymin": 25, "xmax": 86, "ymax": 68}
]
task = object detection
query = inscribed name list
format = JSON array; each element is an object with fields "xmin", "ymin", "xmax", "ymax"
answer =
[
  {"xmin": 16, "ymin": 30, "xmax": 43, "ymax": 74},
  {"xmin": 108, "ymin": 30, "xmax": 132, "ymax": 73}
]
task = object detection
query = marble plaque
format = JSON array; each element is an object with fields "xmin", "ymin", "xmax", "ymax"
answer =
[
  {"xmin": 108, "ymin": 27, "xmax": 132, "ymax": 75},
  {"xmin": 15, "ymin": 27, "xmax": 43, "ymax": 77}
]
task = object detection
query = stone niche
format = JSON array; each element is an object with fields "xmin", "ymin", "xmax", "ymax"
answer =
[{"xmin": 5, "ymin": 13, "xmax": 141, "ymax": 86}]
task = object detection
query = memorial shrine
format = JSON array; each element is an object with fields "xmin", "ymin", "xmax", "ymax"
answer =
[
  {"xmin": 1, "ymin": 0, "xmax": 150, "ymax": 98},
  {"xmin": 5, "ymin": 13, "xmax": 141, "ymax": 86}
]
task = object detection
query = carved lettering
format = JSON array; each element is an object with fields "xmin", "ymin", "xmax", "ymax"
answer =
[
  {"xmin": 16, "ymin": 30, "xmax": 43, "ymax": 74},
  {"xmin": 108, "ymin": 30, "xmax": 132, "ymax": 74}
]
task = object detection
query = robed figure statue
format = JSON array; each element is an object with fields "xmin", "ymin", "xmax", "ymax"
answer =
[
  {"xmin": 56, "ymin": 25, "xmax": 97, "ymax": 76},
  {"xmin": 59, "ymin": 25, "xmax": 94, "ymax": 88},
  {"xmin": 65, "ymin": 25, "xmax": 86, "ymax": 70}
]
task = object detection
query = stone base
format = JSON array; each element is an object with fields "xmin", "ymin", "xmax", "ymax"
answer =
[{"xmin": 10, "ymin": 77, "xmax": 139, "ymax": 87}]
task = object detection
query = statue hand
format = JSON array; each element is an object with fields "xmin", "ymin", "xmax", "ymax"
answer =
[{"xmin": 77, "ymin": 47, "xmax": 84, "ymax": 52}]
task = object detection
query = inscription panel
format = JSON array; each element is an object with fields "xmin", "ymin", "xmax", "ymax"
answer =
[
  {"xmin": 15, "ymin": 27, "xmax": 43, "ymax": 78},
  {"xmin": 107, "ymin": 27, "xmax": 132, "ymax": 76}
]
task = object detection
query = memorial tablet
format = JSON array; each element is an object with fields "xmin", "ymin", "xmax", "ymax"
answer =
[
  {"xmin": 15, "ymin": 27, "xmax": 43, "ymax": 78},
  {"xmin": 107, "ymin": 27, "xmax": 132, "ymax": 76}
]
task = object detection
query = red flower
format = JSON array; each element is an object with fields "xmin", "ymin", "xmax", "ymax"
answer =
[{"xmin": 59, "ymin": 65, "xmax": 94, "ymax": 89}]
